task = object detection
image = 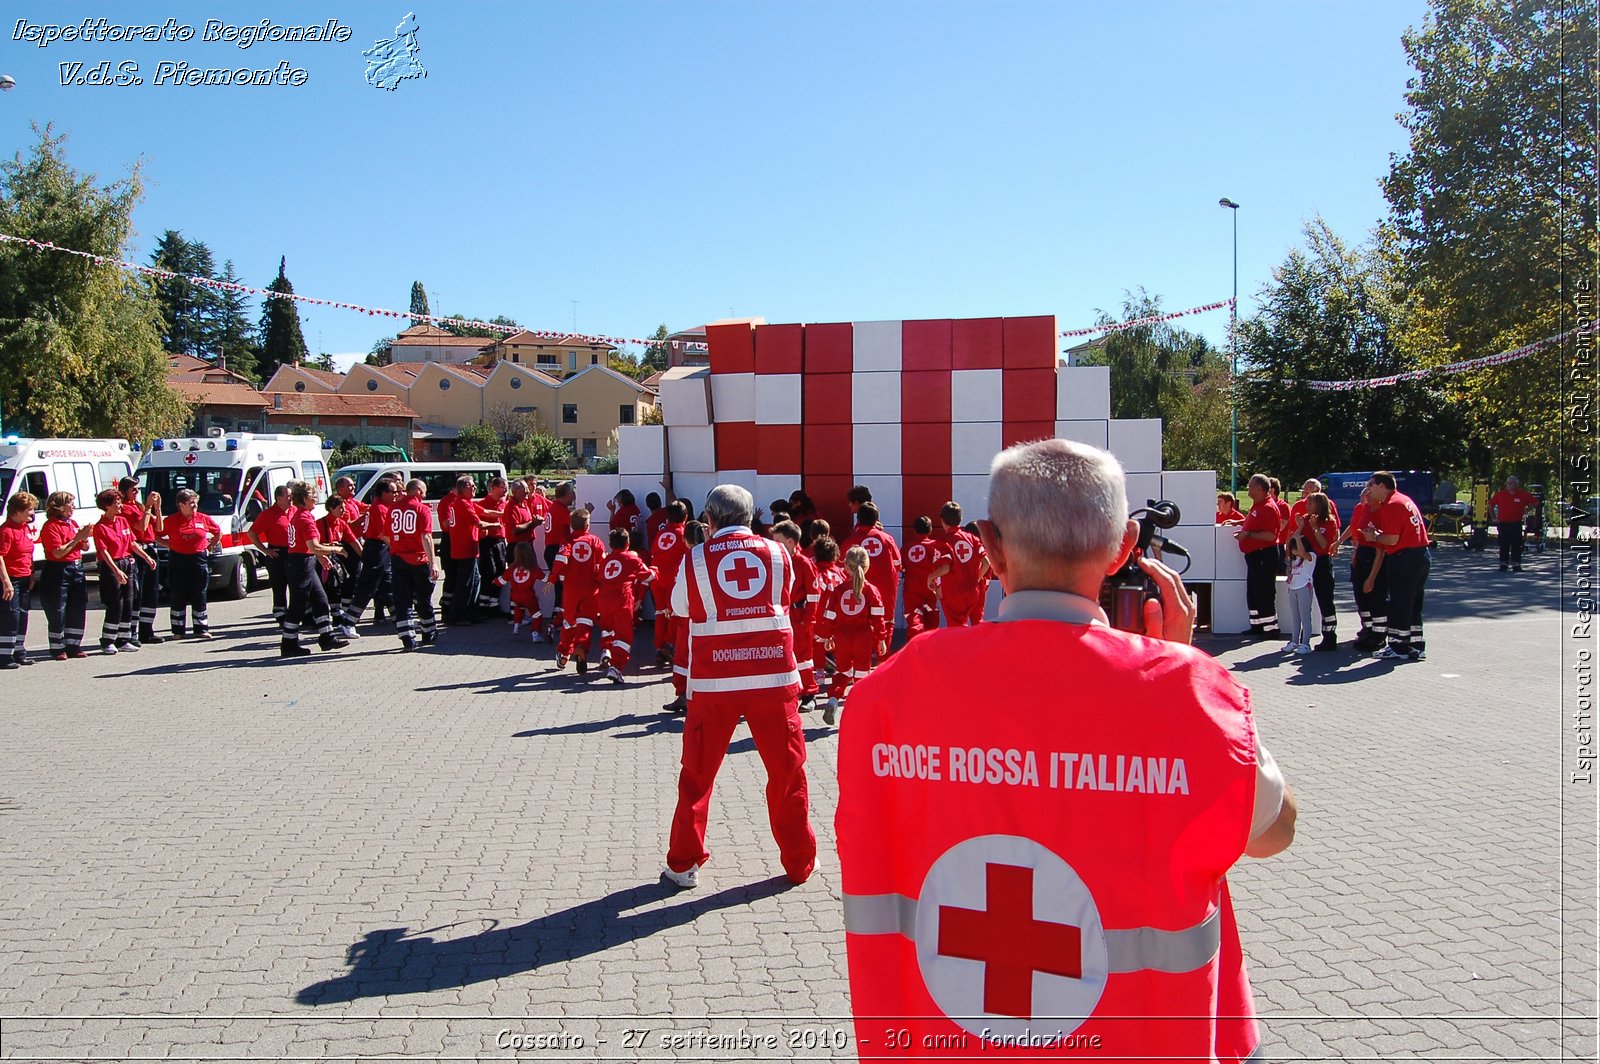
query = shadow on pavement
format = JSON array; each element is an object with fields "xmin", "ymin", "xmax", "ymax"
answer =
[
  {"xmin": 514, "ymin": 711, "xmax": 682, "ymax": 740},
  {"xmin": 295, "ymin": 876, "xmax": 796, "ymax": 1004}
]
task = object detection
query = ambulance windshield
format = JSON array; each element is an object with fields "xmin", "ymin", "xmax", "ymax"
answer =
[
  {"xmin": 140, "ymin": 469, "xmax": 246, "ymax": 516},
  {"xmin": 0, "ymin": 470, "xmax": 12, "ymax": 501}
]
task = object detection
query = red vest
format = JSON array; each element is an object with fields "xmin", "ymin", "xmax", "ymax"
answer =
[
  {"xmin": 682, "ymin": 527, "xmax": 798, "ymax": 698},
  {"xmin": 836, "ymin": 607, "xmax": 1261, "ymax": 1061}
]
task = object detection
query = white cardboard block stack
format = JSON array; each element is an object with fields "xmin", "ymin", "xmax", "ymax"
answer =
[
  {"xmin": 659, "ymin": 367, "xmax": 711, "ymax": 426},
  {"xmin": 754, "ymin": 374, "xmax": 803, "ymax": 425},
  {"xmin": 756, "ymin": 474, "xmax": 802, "ymax": 510},
  {"xmin": 669, "ymin": 426, "xmax": 717, "ymax": 473},
  {"xmin": 618, "ymin": 425, "xmax": 665, "ymax": 476},
  {"xmin": 1108, "ymin": 418, "xmax": 1163, "ymax": 474}
]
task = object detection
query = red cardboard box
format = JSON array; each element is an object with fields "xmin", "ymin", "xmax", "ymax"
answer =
[
  {"xmin": 1001, "ymin": 420, "xmax": 1056, "ymax": 448},
  {"xmin": 754, "ymin": 323, "xmax": 804, "ymax": 375},
  {"xmin": 714, "ymin": 420, "xmax": 759, "ymax": 463},
  {"xmin": 952, "ymin": 316, "xmax": 1003, "ymax": 370},
  {"xmin": 901, "ymin": 422, "xmax": 952, "ymax": 475},
  {"xmin": 902, "ymin": 474, "xmax": 954, "ymax": 534},
  {"xmin": 803, "ymin": 373, "xmax": 853, "ymax": 425},
  {"xmin": 756, "ymin": 424, "xmax": 803, "ymax": 475},
  {"xmin": 902, "ymin": 318, "xmax": 953, "ymax": 372},
  {"xmin": 803, "ymin": 474, "xmax": 855, "ymax": 533},
  {"xmin": 1003, "ymin": 368, "xmax": 1059, "ymax": 422},
  {"xmin": 706, "ymin": 322, "xmax": 756, "ymax": 374},
  {"xmin": 901, "ymin": 370, "xmax": 953, "ymax": 424},
  {"xmin": 804, "ymin": 322, "xmax": 854, "ymax": 374},
  {"xmin": 1002, "ymin": 315, "xmax": 1058, "ymax": 369},
  {"xmin": 803, "ymin": 424, "xmax": 853, "ymax": 475}
]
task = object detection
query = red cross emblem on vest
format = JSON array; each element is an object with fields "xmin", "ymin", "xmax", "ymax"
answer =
[
  {"xmin": 603, "ymin": 557, "xmax": 623, "ymax": 581},
  {"xmin": 908, "ymin": 544, "xmax": 926, "ymax": 565},
  {"xmin": 863, "ymin": 536, "xmax": 882, "ymax": 558},
  {"xmin": 716, "ymin": 549, "xmax": 766, "ymax": 600},
  {"xmin": 953, "ymin": 538, "xmax": 974, "ymax": 563},
  {"xmin": 938, "ymin": 864, "xmax": 1082, "ymax": 1017},
  {"xmin": 572, "ymin": 541, "xmax": 592, "ymax": 563},
  {"xmin": 840, "ymin": 589, "xmax": 865, "ymax": 616},
  {"xmin": 656, "ymin": 531, "xmax": 677, "ymax": 552}
]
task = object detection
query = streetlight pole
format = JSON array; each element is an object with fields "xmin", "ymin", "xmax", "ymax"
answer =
[{"xmin": 1219, "ymin": 197, "xmax": 1240, "ymax": 494}]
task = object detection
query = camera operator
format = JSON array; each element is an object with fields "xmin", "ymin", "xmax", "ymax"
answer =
[{"xmin": 835, "ymin": 438, "xmax": 1296, "ymax": 1061}]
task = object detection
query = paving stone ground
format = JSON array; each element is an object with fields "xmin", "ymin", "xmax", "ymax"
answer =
[{"xmin": 0, "ymin": 544, "xmax": 1595, "ymax": 1062}]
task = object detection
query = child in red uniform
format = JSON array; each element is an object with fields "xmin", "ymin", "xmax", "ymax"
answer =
[
  {"xmin": 549, "ymin": 508, "xmax": 606, "ymax": 674},
  {"xmin": 1215, "ymin": 493, "xmax": 1245, "ymax": 525},
  {"xmin": 770, "ymin": 520, "xmax": 822, "ymax": 710},
  {"xmin": 810, "ymin": 536, "xmax": 846, "ymax": 696},
  {"xmin": 818, "ymin": 545, "xmax": 887, "ymax": 726},
  {"xmin": 507, "ymin": 541, "xmax": 547, "ymax": 640},
  {"xmin": 900, "ymin": 516, "xmax": 944, "ymax": 641},
  {"xmin": 595, "ymin": 528, "xmax": 656, "ymax": 683},
  {"xmin": 650, "ymin": 502, "xmax": 689, "ymax": 667},
  {"xmin": 929, "ymin": 502, "xmax": 988, "ymax": 627},
  {"xmin": 663, "ymin": 520, "xmax": 706, "ymax": 714}
]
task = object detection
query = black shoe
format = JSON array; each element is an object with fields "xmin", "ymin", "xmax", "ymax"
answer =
[
  {"xmin": 419, "ymin": 631, "xmax": 435, "ymax": 647},
  {"xmin": 171, "ymin": 629, "xmax": 187, "ymax": 640},
  {"xmin": 1513, "ymin": 565, "xmax": 1523, "ymax": 572},
  {"xmin": 401, "ymin": 636, "xmax": 418, "ymax": 652},
  {"xmin": 0, "ymin": 661, "xmax": 17, "ymax": 671},
  {"xmin": 799, "ymin": 694, "xmax": 818, "ymax": 712},
  {"xmin": 663, "ymin": 695, "xmax": 687, "ymax": 715},
  {"xmin": 372, "ymin": 612, "xmax": 389, "ymax": 624},
  {"xmin": 1316, "ymin": 636, "xmax": 1338, "ymax": 652},
  {"xmin": 194, "ymin": 630, "xmax": 214, "ymax": 641},
  {"xmin": 319, "ymin": 634, "xmax": 350, "ymax": 651},
  {"xmin": 16, "ymin": 657, "xmax": 33, "ymax": 666},
  {"xmin": 1500, "ymin": 564, "xmax": 1509, "ymax": 571},
  {"xmin": 280, "ymin": 641, "xmax": 311, "ymax": 658},
  {"xmin": 576, "ymin": 656, "xmax": 588, "ymax": 676}
]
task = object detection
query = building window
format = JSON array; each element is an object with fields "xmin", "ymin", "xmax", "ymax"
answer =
[
  {"xmin": 440, "ymin": 378, "xmax": 450, "ymax": 390},
  {"xmin": 366, "ymin": 379, "xmax": 378, "ymax": 391},
  {"xmin": 511, "ymin": 353, "xmax": 520, "ymax": 364},
  {"xmin": 537, "ymin": 354, "xmax": 558, "ymax": 367},
  {"xmin": 582, "ymin": 438, "xmax": 599, "ymax": 459},
  {"xmin": 590, "ymin": 353, "xmax": 599, "ymax": 366},
  {"xmin": 619, "ymin": 404, "xmax": 635, "ymax": 425},
  {"xmin": 294, "ymin": 380, "xmax": 306, "ymax": 392},
  {"xmin": 510, "ymin": 376, "xmax": 521, "ymax": 390},
  {"xmin": 562, "ymin": 403, "xmax": 578, "ymax": 424}
]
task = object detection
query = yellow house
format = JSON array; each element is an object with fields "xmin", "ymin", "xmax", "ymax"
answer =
[
  {"xmin": 482, "ymin": 330, "xmax": 613, "ymax": 379},
  {"xmin": 550, "ymin": 364, "xmax": 656, "ymax": 462},
  {"xmin": 262, "ymin": 363, "xmax": 343, "ymax": 394}
]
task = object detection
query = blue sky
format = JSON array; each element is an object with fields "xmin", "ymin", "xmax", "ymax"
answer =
[{"xmin": 0, "ymin": 1, "xmax": 1430, "ymax": 366}]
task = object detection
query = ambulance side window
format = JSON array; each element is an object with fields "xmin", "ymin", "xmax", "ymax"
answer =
[
  {"xmin": 303, "ymin": 460, "xmax": 327, "ymax": 495},
  {"xmin": 267, "ymin": 466, "xmax": 294, "ymax": 497},
  {"xmin": 21, "ymin": 469, "xmax": 48, "ymax": 500},
  {"xmin": 241, "ymin": 469, "xmax": 271, "ymax": 520},
  {"xmin": 55, "ymin": 462, "xmax": 98, "ymax": 508}
]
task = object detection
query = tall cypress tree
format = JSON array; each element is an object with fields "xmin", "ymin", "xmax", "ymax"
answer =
[
  {"xmin": 409, "ymin": 280, "xmax": 430, "ymax": 325},
  {"xmin": 258, "ymin": 256, "xmax": 308, "ymax": 382},
  {"xmin": 208, "ymin": 259, "xmax": 259, "ymax": 381}
]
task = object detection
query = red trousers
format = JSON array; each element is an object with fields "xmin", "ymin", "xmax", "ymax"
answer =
[
  {"xmin": 828, "ymin": 630, "xmax": 877, "ymax": 699},
  {"xmin": 792, "ymin": 612, "xmax": 819, "ymax": 695},
  {"xmin": 904, "ymin": 592, "xmax": 939, "ymax": 640},
  {"xmin": 941, "ymin": 589, "xmax": 983, "ymax": 627},
  {"xmin": 654, "ymin": 592, "xmax": 674, "ymax": 650},
  {"xmin": 559, "ymin": 592, "xmax": 596, "ymax": 658},
  {"xmin": 599, "ymin": 605, "xmax": 636, "ymax": 671},
  {"xmin": 666, "ymin": 690, "xmax": 817, "ymax": 882},
  {"xmin": 671, "ymin": 615, "xmax": 690, "ymax": 697}
]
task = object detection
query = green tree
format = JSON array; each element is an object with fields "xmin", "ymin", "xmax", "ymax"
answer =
[
  {"xmin": 439, "ymin": 313, "xmax": 519, "ymax": 338},
  {"xmin": 455, "ymin": 422, "xmax": 501, "ymax": 462},
  {"xmin": 258, "ymin": 256, "xmax": 309, "ymax": 382},
  {"xmin": 149, "ymin": 230, "xmax": 220, "ymax": 358},
  {"xmin": 0, "ymin": 125, "xmax": 189, "ymax": 439},
  {"xmin": 640, "ymin": 323, "xmax": 672, "ymax": 372},
  {"xmin": 367, "ymin": 333, "xmax": 394, "ymax": 365},
  {"xmin": 510, "ymin": 431, "xmax": 571, "ymax": 474},
  {"xmin": 1235, "ymin": 218, "xmax": 1462, "ymax": 484},
  {"xmin": 208, "ymin": 259, "xmax": 259, "ymax": 380},
  {"xmin": 608, "ymin": 348, "xmax": 648, "ymax": 379},
  {"xmin": 1383, "ymin": 0, "xmax": 1597, "ymax": 478},
  {"xmin": 408, "ymin": 280, "xmax": 430, "ymax": 325}
]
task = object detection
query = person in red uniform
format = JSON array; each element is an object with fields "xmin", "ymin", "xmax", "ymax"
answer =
[
  {"xmin": 1362, "ymin": 470, "xmax": 1432, "ymax": 661},
  {"xmin": 835, "ymin": 437, "xmax": 1297, "ymax": 1062},
  {"xmin": 388, "ymin": 478, "xmax": 440, "ymax": 652},
  {"xmin": 507, "ymin": 541, "xmax": 546, "ymax": 639},
  {"xmin": 441, "ymin": 477, "xmax": 498, "ymax": 625},
  {"xmin": 1295, "ymin": 490, "xmax": 1341, "ymax": 651},
  {"xmin": 118, "ymin": 477, "xmax": 164, "ymax": 645},
  {"xmin": 91, "ymin": 488, "xmax": 154, "ymax": 654},
  {"xmin": 1289, "ymin": 478, "xmax": 1341, "ymax": 527},
  {"xmin": 38, "ymin": 491, "xmax": 94, "ymax": 659},
  {"xmin": 246, "ymin": 485, "xmax": 296, "ymax": 629},
  {"xmin": 1336, "ymin": 484, "xmax": 1389, "ymax": 650},
  {"xmin": 663, "ymin": 520, "xmax": 707, "ymax": 715},
  {"xmin": 595, "ymin": 528, "xmax": 656, "ymax": 683},
  {"xmin": 848, "ymin": 503, "xmax": 900, "ymax": 635},
  {"xmin": 1267, "ymin": 477, "xmax": 1291, "ymax": 578},
  {"xmin": 341, "ymin": 475, "xmax": 400, "ymax": 632},
  {"xmin": 651, "ymin": 502, "xmax": 690, "ymax": 671},
  {"xmin": 770, "ymin": 520, "xmax": 823, "ymax": 710},
  {"xmin": 607, "ymin": 489, "xmax": 643, "ymax": 545},
  {"xmin": 642, "ymin": 491, "xmax": 668, "ymax": 563},
  {"xmin": 544, "ymin": 482, "xmax": 577, "ymax": 635},
  {"xmin": 332, "ymin": 476, "xmax": 366, "ymax": 625},
  {"xmin": 475, "ymin": 476, "xmax": 511, "ymax": 615},
  {"xmin": 1232, "ymin": 474, "xmax": 1282, "ymax": 639},
  {"xmin": 662, "ymin": 483, "xmax": 817, "ymax": 890},
  {"xmin": 1215, "ymin": 492, "xmax": 1245, "ymax": 525},
  {"xmin": 839, "ymin": 486, "xmax": 878, "ymax": 552},
  {"xmin": 281, "ymin": 480, "xmax": 350, "ymax": 658},
  {"xmin": 900, "ymin": 516, "xmax": 945, "ymax": 641},
  {"xmin": 928, "ymin": 502, "xmax": 988, "ymax": 628},
  {"xmin": 160, "ymin": 489, "xmax": 221, "ymax": 640},
  {"xmin": 809, "ymin": 536, "xmax": 846, "ymax": 695},
  {"xmin": 817, "ymin": 545, "xmax": 888, "ymax": 726},
  {"xmin": 0, "ymin": 492, "xmax": 39, "ymax": 668},
  {"xmin": 549, "ymin": 507, "xmax": 606, "ymax": 674},
  {"xmin": 1489, "ymin": 475, "xmax": 1539, "ymax": 572}
]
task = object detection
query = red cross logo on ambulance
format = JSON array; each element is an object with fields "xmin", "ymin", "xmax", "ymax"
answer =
[
  {"xmin": 862, "ymin": 536, "xmax": 883, "ymax": 558},
  {"xmin": 183, "ymin": 453, "xmax": 198, "ymax": 465},
  {"xmin": 716, "ymin": 550, "xmax": 766, "ymax": 600},
  {"xmin": 571, "ymin": 541, "xmax": 593, "ymax": 563},
  {"xmin": 907, "ymin": 544, "xmax": 927, "ymax": 565},
  {"xmin": 953, "ymin": 538, "xmax": 975, "ymax": 564},
  {"xmin": 915, "ymin": 835, "xmax": 1108, "ymax": 1039},
  {"xmin": 840, "ymin": 589, "xmax": 866, "ymax": 617},
  {"xmin": 603, "ymin": 557, "xmax": 623, "ymax": 581}
]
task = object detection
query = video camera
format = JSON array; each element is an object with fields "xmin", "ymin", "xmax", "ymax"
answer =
[{"xmin": 1099, "ymin": 499, "xmax": 1190, "ymax": 633}]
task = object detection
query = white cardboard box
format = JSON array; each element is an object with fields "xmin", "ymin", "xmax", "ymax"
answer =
[
  {"xmin": 1124, "ymin": 472, "xmax": 1163, "ymax": 515},
  {"xmin": 717, "ymin": 468, "xmax": 759, "ymax": 496},
  {"xmin": 668, "ymin": 426, "xmax": 717, "ymax": 473},
  {"xmin": 852, "ymin": 371, "xmax": 902, "ymax": 424},
  {"xmin": 710, "ymin": 371, "xmax": 757, "ymax": 423},
  {"xmin": 951, "ymin": 369, "xmax": 1003, "ymax": 423},
  {"xmin": 852, "ymin": 319, "xmax": 903, "ymax": 373},
  {"xmin": 951, "ymin": 421, "xmax": 1002, "ymax": 476},
  {"xmin": 852, "ymin": 475, "xmax": 902, "ymax": 528},
  {"xmin": 1163, "ymin": 524, "xmax": 1216, "ymax": 582},
  {"xmin": 1053, "ymin": 419, "xmax": 1109, "ymax": 451},
  {"xmin": 1107, "ymin": 417, "xmax": 1163, "ymax": 473},
  {"xmin": 672, "ymin": 472, "xmax": 719, "ymax": 513},
  {"xmin": 1160, "ymin": 469, "xmax": 1218, "ymax": 526},
  {"xmin": 852, "ymin": 423, "xmax": 903, "ymax": 475},
  {"xmin": 950, "ymin": 474, "xmax": 991, "ymax": 518},
  {"xmin": 756, "ymin": 474, "xmax": 802, "ymax": 510},
  {"xmin": 1213, "ymin": 525, "xmax": 1249, "ymax": 580},
  {"xmin": 1056, "ymin": 365, "xmax": 1111, "ymax": 421},
  {"xmin": 660, "ymin": 366, "xmax": 711, "ymax": 426},
  {"xmin": 753, "ymin": 373, "xmax": 803, "ymax": 425},
  {"xmin": 574, "ymin": 474, "xmax": 620, "ymax": 513},
  {"xmin": 617, "ymin": 425, "xmax": 666, "ymax": 475},
  {"xmin": 1211, "ymin": 580, "xmax": 1249, "ymax": 634}
]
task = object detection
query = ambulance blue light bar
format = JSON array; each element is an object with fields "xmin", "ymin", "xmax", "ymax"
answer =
[
  {"xmin": 152, "ymin": 439, "xmax": 165, "ymax": 450},
  {"xmin": 226, "ymin": 439, "xmax": 240, "ymax": 450}
]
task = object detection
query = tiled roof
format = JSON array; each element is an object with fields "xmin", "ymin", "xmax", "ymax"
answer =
[
  {"xmin": 391, "ymin": 331, "xmax": 497, "ymax": 347},
  {"xmin": 262, "ymin": 392, "xmax": 419, "ymax": 419},
  {"xmin": 172, "ymin": 382, "xmax": 271, "ymax": 408}
]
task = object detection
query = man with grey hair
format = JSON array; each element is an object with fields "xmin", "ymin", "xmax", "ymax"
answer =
[
  {"xmin": 835, "ymin": 438, "xmax": 1295, "ymax": 1060},
  {"xmin": 662, "ymin": 484, "xmax": 818, "ymax": 890}
]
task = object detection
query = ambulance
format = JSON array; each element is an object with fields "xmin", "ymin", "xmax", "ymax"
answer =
[
  {"xmin": 0, "ymin": 437, "xmax": 138, "ymax": 565},
  {"xmin": 138, "ymin": 431, "xmax": 332, "ymax": 599}
]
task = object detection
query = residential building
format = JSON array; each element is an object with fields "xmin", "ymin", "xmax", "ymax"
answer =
[
  {"xmin": 260, "ymin": 391, "xmax": 418, "ymax": 452},
  {"xmin": 167, "ymin": 353, "xmax": 271, "ymax": 435},
  {"xmin": 262, "ymin": 363, "xmax": 344, "ymax": 394},
  {"xmin": 483, "ymin": 330, "xmax": 612, "ymax": 378},
  {"xmin": 384, "ymin": 324, "xmax": 497, "ymax": 365}
]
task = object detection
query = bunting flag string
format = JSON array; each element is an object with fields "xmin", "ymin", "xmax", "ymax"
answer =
[
  {"xmin": 1059, "ymin": 298, "xmax": 1235, "ymax": 339},
  {"xmin": 0, "ymin": 232, "xmax": 708, "ymax": 351},
  {"xmin": 1255, "ymin": 322, "xmax": 1597, "ymax": 392}
]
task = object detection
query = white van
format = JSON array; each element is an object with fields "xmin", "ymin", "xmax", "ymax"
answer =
[
  {"xmin": 138, "ymin": 432, "xmax": 332, "ymax": 599},
  {"xmin": 0, "ymin": 437, "xmax": 138, "ymax": 564},
  {"xmin": 333, "ymin": 461, "xmax": 508, "ymax": 520}
]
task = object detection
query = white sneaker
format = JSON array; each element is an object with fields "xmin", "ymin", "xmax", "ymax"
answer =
[
  {"xmin": 530, "ymin": 630, "xmax": 546, "ymax": 644},
  {"xmin": 511, "ymin": 621, "xmax": 522, "ymax": 633},
  {"xmin": 102, "ymin": 643, "xmax": 118, "ymax": 656},
  {"xmin": 1373, "ymin": 645, "xmax": 1406, "ymax": 660},
  {"xmin": 1293, "ymin": 643, "xmax": 1313, "ymax": 655},
  {"xmin": 606, "ymin": 666, "xmax": 624, "ymax": 684},
  {"xmin": 338, "ymin": 625, "xmax": 360, "ymax": 639},
  {"xmin": 661, "ymin": 864, "xmax": 698, "ymax": 889}
]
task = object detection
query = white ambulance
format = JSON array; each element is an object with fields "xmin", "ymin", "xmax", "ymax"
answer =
[
  {"xmin": 137, "ymin": 432, "xmax": 332, "ymax": 599},
  {"xmin": 0, "ymin": 436, "xmax": 138, "ymax": 565}
]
